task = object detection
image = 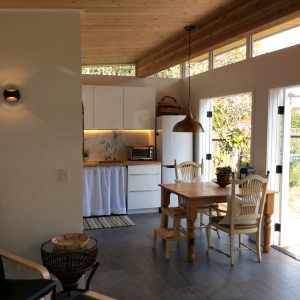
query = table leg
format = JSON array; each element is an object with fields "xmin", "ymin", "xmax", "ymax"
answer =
[
  {"xmin": 263, "ymin": 213, "xmax": 272, "ymax": 253},
  {"xmin": 161, "ymin": 188, "xmax": 170, "ymax": 228},
  {"xmin": 187, "ymin": 219, "xmax": 196, "ymax": 263},
  {"xmin": 75, "ymin": 262, "xmax": 100, "ymax": 293},
  {"xmin": 186, "ymin": 201, "xmax": 198, "ymax": 263},
  {"xmin": 263, "ymin": 194, "xmax": 275, "ymax": 253},
  {"xmin": 85, "ymin": 261, "xmax": 99, "ymax": 291}
]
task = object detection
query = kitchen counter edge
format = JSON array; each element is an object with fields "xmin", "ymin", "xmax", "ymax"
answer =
[{"xmin": 83, "ymin": 160, "xmax": 162, "ymax": 167}]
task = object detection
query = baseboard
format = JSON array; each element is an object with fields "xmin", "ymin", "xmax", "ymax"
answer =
[{"xmin": 127, "ymin": 208, "xmax": 159, "ymax": 214}]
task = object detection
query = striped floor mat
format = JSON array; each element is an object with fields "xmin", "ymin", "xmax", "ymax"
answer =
[{"xmin": 83, "ymin": 215, "xmax": 135, "ymax": 230}]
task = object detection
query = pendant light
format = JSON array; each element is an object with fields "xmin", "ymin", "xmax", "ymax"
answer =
[{"xmin": 173, "ymin": 26, "xmax": 204, "ymax": 133}]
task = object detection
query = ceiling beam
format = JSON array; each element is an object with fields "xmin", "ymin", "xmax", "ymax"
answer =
[{"xmin": 136, "ymin": 0, "xmax": 300, "ymax": 78}]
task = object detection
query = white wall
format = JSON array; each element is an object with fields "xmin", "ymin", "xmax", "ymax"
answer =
[
  {"xmin": 0, "ymin": 10, "xmax": 83, "ymax": 262},
  {"xmin": 189, "ymin": 44, "xmax": 300, "ymax": 176}
]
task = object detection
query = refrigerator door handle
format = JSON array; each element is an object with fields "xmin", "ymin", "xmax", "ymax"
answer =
[{"xmin": 164, "ymin": 165, "xmax": 175, "ymax": 169}]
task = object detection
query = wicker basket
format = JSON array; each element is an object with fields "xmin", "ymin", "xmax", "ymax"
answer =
[
  {"xmin": 51, "ymin": 233, "xmax": 89, "ymax": 250},
  {"xmin": 158, "ymin": 96, "xmax": 181, "ymax": 115}
]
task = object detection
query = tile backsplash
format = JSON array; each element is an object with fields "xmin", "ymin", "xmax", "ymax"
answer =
[{"xmin": 83, "ymin": 130, "xmax": 154, "ymax": 161}]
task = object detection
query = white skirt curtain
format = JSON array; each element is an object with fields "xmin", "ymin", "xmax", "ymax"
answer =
[{"xmin": 83, "ymin": 166, "xmax": 127, "ymax": 217}]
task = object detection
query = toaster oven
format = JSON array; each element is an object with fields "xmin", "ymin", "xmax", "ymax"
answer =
[{"xmin": 127, "ymin": 145, "xmax": 154, "ymax": 160}]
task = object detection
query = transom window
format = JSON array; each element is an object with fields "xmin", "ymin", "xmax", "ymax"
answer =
[
  {"xmin": 82, "ymin": 17, "xmax": 300, "ymax": 78},
  {"xmin": 253, "ymin": 17, "xmax": 300, "ymax": 57}
]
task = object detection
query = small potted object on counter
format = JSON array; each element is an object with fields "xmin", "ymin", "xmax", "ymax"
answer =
[
  {"xmin": 83, "ymin": 149, "xmax": 89, "ymax": 162},
  {"xmin": 216, "ymin": 165, "xmax": 232, "ymax": 184}
]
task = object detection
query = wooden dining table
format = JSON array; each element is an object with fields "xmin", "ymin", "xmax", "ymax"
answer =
[{"xmin": 159, "ymin": 182, "xmax": 277, "ymax": 263}]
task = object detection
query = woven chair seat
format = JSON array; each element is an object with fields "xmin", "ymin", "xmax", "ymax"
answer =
[{"xmin": 212, "ymin": 216, "xmax": 258, "ymax": 229}]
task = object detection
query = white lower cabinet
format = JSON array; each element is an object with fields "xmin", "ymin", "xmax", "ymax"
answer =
[{"xmin": 127, "ymin": 164, "xmax": 161, "ymax": 214}]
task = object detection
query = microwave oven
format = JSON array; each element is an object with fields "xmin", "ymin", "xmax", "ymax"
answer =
[{"xmin": 127, "ymin": 145, "xmax": 154, "ymax": 160}]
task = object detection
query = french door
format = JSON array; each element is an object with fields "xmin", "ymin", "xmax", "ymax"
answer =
[
  {"xmin": 268, "ymin": 86, "xmax": 300, "ymax": 247},
  {"xmin": 198, "ymin": 93, "xmax": 252, "ymax": 181}
]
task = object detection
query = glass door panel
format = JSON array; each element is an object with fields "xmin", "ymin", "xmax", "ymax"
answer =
[
  {"xmin": 281, "ymin": 90, "xmax": 300, "ymax": 247},
  {"xmin": 270, "ymin": 86, "xmax": 300, "ymax": 249}
]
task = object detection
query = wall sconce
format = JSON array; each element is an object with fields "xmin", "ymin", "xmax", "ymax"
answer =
[{"xmin": 3, "ymin": 87, "xmax": 20, "ymax": 103}]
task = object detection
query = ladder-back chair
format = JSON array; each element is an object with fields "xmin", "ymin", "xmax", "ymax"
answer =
[
  {"xmin": 206, "ymin": 172, "xmax": 269, "ymax": 266},
  {"xmin": 175, "ymin": 159, "xmax": 219, "ymax": 230}
]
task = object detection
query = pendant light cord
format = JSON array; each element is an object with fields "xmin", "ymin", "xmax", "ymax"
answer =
[
  {"xmin": 172, "ymin": 25, "xmax": 204, "ymax": 132},
  {"xmin": 185, "ymin": 25, "xmax": 195, "ymax": 110},
  {"xmin": 188, "ymin": 28, "xmax": 191, "ymax": 110}
]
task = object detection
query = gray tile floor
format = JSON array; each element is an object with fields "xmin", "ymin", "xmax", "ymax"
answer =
[{"xmin": 58, "ymin": 213, "xmax": 300, "ymax": 300}]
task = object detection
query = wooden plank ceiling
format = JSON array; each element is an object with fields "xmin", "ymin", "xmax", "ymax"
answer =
[{"xmin": 2, "ymin": 0, "xmax": 300, "ymax": 77}]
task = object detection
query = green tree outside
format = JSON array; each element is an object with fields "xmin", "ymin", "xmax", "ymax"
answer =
[
  {"xmin": 212, "ymin": 94, "xmax": 252, "ymax": 171},
  {"xmin": 82, "ymin": 66, "xmax": 135, "ymax": 76},
  {"xmin": 290, "ymin": 112, "xmax": 300, "ymax": 188}
]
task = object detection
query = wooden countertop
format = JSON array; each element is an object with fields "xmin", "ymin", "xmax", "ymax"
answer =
[{"xmin": 83, "ymin": 160, "xmax": 161, "ymax": 167}]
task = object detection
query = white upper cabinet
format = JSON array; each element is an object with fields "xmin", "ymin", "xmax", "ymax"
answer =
[
  {"xmin": 93, "ymin": 86, "xmax": 124, "ymax": 130},
  {"xmin": 124, "ymin": 87, "xmax": 155, "ymax": 130},
  {"xmin": 82, "ymin": 85, "xmax": 155, "ymax": 130},
  {"xmin": 82, "ymin": 85, "xmax": 93, "ymax": 129}
]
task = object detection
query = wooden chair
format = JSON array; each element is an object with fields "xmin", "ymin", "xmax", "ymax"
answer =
[
  {"xmin": 175, "ymin": 159, "xmax": 203, "ymax": 182},
  {"xmin": 206, "ymin": 172, "xmax": 269, "ymax": 266},
  {"xmin": 174, "ymin": 159, "xmax": 219, "ymax": 232},
  {"xmin": 0, "ymin": 248, "xmax": 56, "ymax": 300}
]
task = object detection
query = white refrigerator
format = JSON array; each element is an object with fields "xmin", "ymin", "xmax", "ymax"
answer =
[{"xmin": 156, "ymin": 115, "xmax": 193, "ymax": 206}]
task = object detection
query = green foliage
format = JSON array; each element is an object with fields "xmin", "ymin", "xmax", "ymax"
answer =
[
  {"xmin": 216, "ymin": 166, "xmax": 232, "ymax": 174},
  {"xmin": 151, "ymin": 65, "xmax": 181, "ymax": 78},
  {"xmin": 291, "ymin": 112, "xmax": 300, "ymax": 128},
  {"xmin": 290, "ymin": 161, "xmax": 300, "ymax": 188},
  {"xmin": 290, "ymin": 142, "xmax": 300, "ymax": 188},
  {"xmin": 240, "ymin": 155, "xmax": 250, "ymax": 167},
  {"xmin": 83, "ymin": 149, "xmax": 89, "ymax": 158},
  {"xmin": 212, "ymin": 94, "xmax": 252, "ymax": 166},
  {"xmin": 214, "ymin": 45, "xmax": 246, "ymax": 69},
  {"xmin": 290, "ymin": 143, "xmax": 298, "ymax": 154},
  {"xmin": 186, "ymin": 61, "xmax": 209, "ymax": 76},
  {"xmin": 253, "ymin": 40, "xmax": 269, "ymax": 57},
  {"xmin": 82, "ymin": 66, "xmax": 135, "ymax": 76}
]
